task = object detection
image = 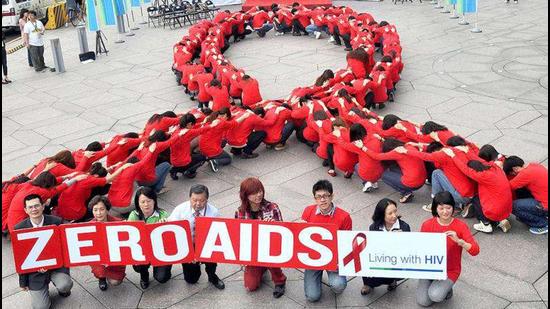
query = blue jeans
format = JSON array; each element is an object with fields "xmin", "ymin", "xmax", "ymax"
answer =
[
  {"xmin": 138, "ymin": 162, "xmax": 171, "ymax": 193},
  {"xmin": 255, "ymin": 24, "xmax": 273, "ymax": 37},
  {"xmin": 306, "ymin": 25, "xmax": 328, "ymax": 35},
  {"xmin": 304, "ymin": 270, "xmax": 347, "ymax": 302},
  {"xmin": 431, "ymin": 169, "xmax": 470, "ymax": 205},
  {"xmin": 381, "ymin": 169, "xmax": 420, "ymax": 195},
  {"xmin": 513, "ymin": 199, "xmax": 548, "ymax": 228}
]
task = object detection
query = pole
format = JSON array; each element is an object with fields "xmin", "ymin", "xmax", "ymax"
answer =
[
  {"xmin": 458, "ymin": 13, "xmax": 469, "ymax": 25},
  {"xmin": 441, "ymin": 1, "xmax": 451, "ymax": 13},
  {"xmin": 470, "ymin": 0, "xmax": 482, "ymax": 33},
  {"xmin": 76, "ymin": 26, "xmax": 89, "ymax": 54},
  {"xmin": 115, "ymin": 14, "xmax": 126, "ymax": 43},
  {"xmin": 125, "ymin": 14, "xmax": 136, "ymax": 36},
  {"xmin": 139, "ymin": 6, "xmax": 148, "ymax": 25},
  {"xmin": 130, "ymin": 9, "xmax": 140, "ymax": 30},
  {"xmin": 435, "ymin": 0, "xmax": 444, "ymax": 9},
  {"xmin": 449, "ymin": 4, "xmax": 459, "ymax": 18},
  {"xmin": 50, "ymin": 38, "xmax": 66, "ymax": 73}
]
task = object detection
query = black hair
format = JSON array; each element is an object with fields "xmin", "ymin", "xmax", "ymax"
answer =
[
  {"xmin": 85, "ymin": 141, "xmax": 103, "ymax": 152},
  {"xmin": 381, "ymin": 55, "xmax": 393, "ymax": 63},
  {"xmin": 189, "ymin": 184, "xmax": 210, "ymax": 198},
  {"xmin": 426, "ymin": 142, "xmax": 444, "ymax": 153},
  {"xmin": 431, "ymin": 191, "xmax": 456, "ymax": 217},
  {"xmin": 28, "ymin": 10, "xmax": 37, "ymax": 17},
  {"xmin": 88, "ymin": 195, "xmax": 112, "ymax": 211},
  {"xmin": 24, "ymin": 194, "xmax": 43, "ymax": 208},
  {"xmin": 218, "ymin": 107, "xmax": 232, "ymax": 120},
  {"xmin": 313, "ymin": 110, "xmax": 328, "ymax": 121},
  {"xmin": 421, "ymin": 121, "xmax": 448, "ymax": 135},
  {"xmin": 379, "ymin": 21, "xmax": 389, "ymax": 27},
  {"xmin": 372, "ymin": 198, "xmax": 399, "ymax": 227},
  {"xmin": 148, "ymin": 130, "xmax": 168, "ymax": 144},
  {"xmin": 179, "ymin": 113, "xmax": 197, "ymax": 128},
  {"xmin": 161, "ymin": 111, "xmax": 177, "ymax": 118},
  {"xmin": 253, "ymin": 107, "xmax": 266, "ymax": 118},
  {"xmin": 133, "ymin": 187, "xmax": 161, "ymax": 221},
  {"xmin": 19, "ymin": 9, "xmax": 28, "ymax": 19},
  {"xmin": 446, "ymin": 136, "xmax": 467, "ymax": 147},
  {"xmin": 312, "ymin": 180, "xmax": 333, "ymax": 196},
  {"xmin": 503, "ymin": 156, "xmax": 525, "ymax": 175},
  {"xmin": 382, "ymin": 114, "xmax": 401, "ymax": 130},
  {"xmin": 210, "ymin": 79, "xmax": 222, "ymax": 87},
  {"xmin": 89, "ymin": 162, "xmax": 108, "ymax": 177},
  {"xmin": 315, "ymin": 70, "xmax": 335, "ymax": 87},
  {"xmin": 468, "ymin": 160, "xmax": 492, "ymax": 172},
  {"xmin": 349, "ymin": 123, "xmax": 367, "ymax": 142},
  {"xmin": 31, "ymin": 172, "xmax": 57, "ymax": 189},
  {"xmin": 382, "ymin": 138, "xmax": 405, "ymax": 153},
  {"xmin": 127, "ymin": 156, "xmax": 140, "ymax": 164},
  {"xmin": 123, "ymin": 132, "xmax": 140, "ymax": 139},
  {"xmin": 478, "ymin": 144, "xmax": 499, "ymax": 162}
]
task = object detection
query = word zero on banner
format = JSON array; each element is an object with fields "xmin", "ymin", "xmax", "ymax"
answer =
[{"xmin": 337, "ymin": 231, "xmax": 448, "ymax": 280}]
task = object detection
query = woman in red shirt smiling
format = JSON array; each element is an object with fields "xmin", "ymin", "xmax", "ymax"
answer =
[{"xmin": 418, "ymin": 192, "xmax": 480, "ymax": 307}]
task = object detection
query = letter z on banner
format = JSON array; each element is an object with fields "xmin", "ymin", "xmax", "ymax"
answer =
[
  {"xmin": 11, "ymin": 226, "xmax": 64, "ymax": 274},
  {"xmin": 337, "ymin": 231, "xmax": 447, "ymax": 280},
  {"xmin": 194, "ymin": 218, "xmax": 338, "ymax": 271}
]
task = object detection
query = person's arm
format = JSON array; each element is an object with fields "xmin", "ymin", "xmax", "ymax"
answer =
[
  {"xmin": 404, "ymin": 148, "xmax": 438, "ymax": 163},
  {"xmin": 365, "ymin": 149, "xmax": 399, "ymax": 162},
  {"xmin": 509, "ymin": 170, "xmax": 531, "ymax": 191}
]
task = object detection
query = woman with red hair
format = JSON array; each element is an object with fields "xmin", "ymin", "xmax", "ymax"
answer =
[{"xmin": 234, "ymin": 177, "xmax": 287, "ymax": 299}]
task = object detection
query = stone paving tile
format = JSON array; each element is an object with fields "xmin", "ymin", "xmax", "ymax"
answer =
[{"xmin": 2, "ymin": 0, "xmax": 548, "ymax": 308}]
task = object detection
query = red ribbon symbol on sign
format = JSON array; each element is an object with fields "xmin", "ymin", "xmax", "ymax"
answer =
[{"xmin": 343, "ymin": 233, "xmax": 368, "ymax": 273}]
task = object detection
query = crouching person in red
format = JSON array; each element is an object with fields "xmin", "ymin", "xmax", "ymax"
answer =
[
  {"xmin": 417, "ymin": 192, "xmax": 480, "ymax": 307},
  {"xmin": 88, "ymin": 196, "xmax": 126, "ymax": 291},
  {"xmin": 235, "ymin": 177, "xmax": 287, "ymax": 298}
]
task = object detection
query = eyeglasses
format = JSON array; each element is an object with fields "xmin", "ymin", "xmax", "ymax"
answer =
[
  {"xmin": 314, "ymin": 194, "xmax": 332, "ymax": 201},
  {"xmin": 25, "ymin": 204, "xmax": 42, "ymax": 210}
]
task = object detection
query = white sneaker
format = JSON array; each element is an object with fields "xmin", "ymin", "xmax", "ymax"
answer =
[
  {"xmin": 315, "ymin": 31, "xmax": 322, "ymax": 40},
  {"xmin": 498, "ymin": 219, "xmax": 512, "ymax": 233},
  {"xmin": 422, "ymin": 204, "xmax": 432, "ymax": 213},
  {"xmin": 473, "ymin": 221, "xmax": 493, "ymax": 233},
  {"xmin": 362, "ymin": 182, "xmax": 374, "ymax": 193},
  {"xmin": 372, "ymin": 182, "xmax": 379, "ymax": 189},
  {"xmin": 328, "ymin": 36, "xmax": 335, "ymax": 43},
  {"xmin": 275, "ymin": 32, "xmax": 283, "ymax": 36}
]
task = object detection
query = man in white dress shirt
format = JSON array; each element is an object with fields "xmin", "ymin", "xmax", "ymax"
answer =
[{"xmin": 168, "ymin": 184, "xmax": 225, "ymax": 289}]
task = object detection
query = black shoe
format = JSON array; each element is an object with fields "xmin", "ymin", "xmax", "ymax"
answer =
[
  {"xmin": 387, "ymin": 280, "xmax": 398, "ymax": 291},
  {"xmin": 183, "ymin": 171, "xmax": 197, "ymax": 179},
  {"xmin": 140, "ymin": 272, "xmax": 150, "ymax": 289},
  {"xmin": 59, "ymin": 291, "xmax": 71, "ymax": 297},
  {"xmin": 99, "ymin": 278, "xmax": 108, "ymax": 291},
  {"xmin": 322, "ymin": 160, "xmax": 329, "ymax": 167},
  {"xmin": 273, "ymin": 284, "xmax": 286, "ymax": 298},
  {"xmin": 190, "ymin": 96, "xmax": 196, "ymax": 101},
  {"xmin": 445, "ymin": 289, "xmax": 453, "ymax": 300},
  {"xmin": 293, "ymin": 32, "xmax": 301, "ymax": 36},
  {"xmin": 241, "ymin": 153, "xmax": 259, "ymax": 159},
  {"xmin": 344, "ymin": 47, "xmax": 353, "ymax": 51},
  {"xmin": 378, "ymin": 103, "xmax": 386, "ymax": 110},
  {"xmin": 389, "ymin": 93, "xmax": 395, "ymax": 102},
  {"xmin": 230, "ymin": 148, "xmax": 242, "ymax": 155},
  {"xmin": 169, "ymin": 170, "xmax": 179, "ymax": 180},
  {"xmin": 210, "ymin": 278, "xmax": 225, "ymax": 290}
]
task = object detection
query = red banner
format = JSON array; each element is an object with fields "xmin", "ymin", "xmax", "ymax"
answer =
[
  {"xmin": 11, "ymin": 220, "xmax": 194, "ymax": 274},
  {"xmin": 194, "ymin": 218, "xmax": 339, "ymax": 270}
]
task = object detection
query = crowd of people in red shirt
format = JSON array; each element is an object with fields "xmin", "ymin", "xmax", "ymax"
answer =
[{"xmin": 2, "ymin": 2, "xmax": 548, "ymax": 308}]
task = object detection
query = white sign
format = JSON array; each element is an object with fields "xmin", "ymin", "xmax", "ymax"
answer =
[{"xmin": 337, "ymin": 231, "xmax": 447, "ymax": 280}]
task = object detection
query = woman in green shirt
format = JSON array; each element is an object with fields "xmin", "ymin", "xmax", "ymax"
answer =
[{"xmin": 128, "ymin": 187, "xmax": 172, "ymax": 289}]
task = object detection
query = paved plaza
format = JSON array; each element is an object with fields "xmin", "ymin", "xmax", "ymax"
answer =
[{"xmin": 2, "ymin": 0, "xmax": 548, "ymax": 308}]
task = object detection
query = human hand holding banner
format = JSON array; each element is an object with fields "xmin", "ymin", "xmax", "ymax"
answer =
[
  {"xmin": 194, "ymin": 218, "xmax": 339, "ymax": 271},
  {"xmin": 338, "ymin": 231, "xmax": 448, "ymax": 280}
]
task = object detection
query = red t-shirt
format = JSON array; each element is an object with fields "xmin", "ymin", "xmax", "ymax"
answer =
[
  {"xmin": 257, "ymin": 108, "xmax": 292, "ymax": 144},
  {"xmin": 199, "ymin": 119, "xmax": 238, "ymax": 157},
  {"xmin": 509, "ymin": 164, "xmax": 548, "ymax": 210},
  {"xmin": 421, "ymin": 217, "xmax": 480, "ymax": 282},
  {"xmin": 239, "ymin": 78, "xmax": 262, "ymax": 107},
  {"xmin": 252, "ymin": 11, "xmax": 271, "ymax": 29},
  {"xmin": 106, "ymin": 136, "xmax": 142, "ymax": 167},
  {"xmin": 56, "ymin": 176, "xmax": 107, "ymax": 221},
  {"xmin": 301, "ymin": 204, "xmax": 352, "ymax": 231},
  {"xmin": 205, "ymin": 85, "xmax": 231, "ymax": 111},
  {"xmin": 368, "ymin": 146, "xmax": 427, "ymax": 189},
  {"xmin": 170, "ymin": 127, "xmax": 209, "ymax": 167}
]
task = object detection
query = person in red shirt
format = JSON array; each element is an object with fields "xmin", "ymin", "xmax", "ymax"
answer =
[
  {"xmin": 444, "ymin": 149, "xmax": 513, "ymax": 234},
  {"xmin": 347, "ymin": 48, "xmax": 371, "ymax": 79},
  {"xmin": 88, "ymin": 196, "xmax": 126, "ymax": 291},
  {"xmin": 105, "ymin": 132, "xmax": 141, "ymax": 168},
  {"xmin": 53, "ymin": 163, "xmax": 127, "ymax": 222},
  {"xmin": 1, "ymin": 169, "xmax": 33, "ymax": 234},
  {"xmin": 418, "ymin": 192, "xmax": 480, "ymax": 307},
  {"xmin": 301, "ymin": 180, "xmax": 351, "ymax": 303},
  {"xmin": 504, "ymin": 156, "xmax": 548, "ymax": 235},
  {"xmin": 365, "ymin": 139, "xmax": 427, "ymax": 203},
  {"xmin": 237, "ymin": 75, "xmax": 262, "ymax": 108},
  {"xmin": 257, "ymin": 104, "xmax": 294, "ymax": 151},
  {"xmin": 169, "ymin": 114, "xmax": 213, "ymax": 180},
  {"xmin": 273, "ymin": 7, "xmax": 293, "ymax": 35},
  {"xmin": 190, "ymin": 71, "xmax": 214, "ymax": 109},
  {"xmin": 251, "ymin": 7, "xmax": 273, "ymax": 37},
  {"xmin": 30, "ymin": 150, "xmax": 86, "ymax": 179},
  {"xmin": 333, "ymin": 16, "xmax": 354, "ymax": 51},
  {"xmin": 398, "ymin": 143, "xmax": 475, "ymax": 212},
  {"xmin": 199, "ymin": 107, "xmax": 251, "ymax": 172},
  {"xmin": 321, "ymin": 119, "xmax": 358, "ymax": 178},
  {"xmin": 339, "ymin": 123, "xmax": 384, "ymax": 193},
  {"xmin": 227, "ymin": 107, "xmax": 277, "ymax": 159},
  {"xmin": 235, "ymin": 178, "xmax": 287, "ymax": 298},
  {"xmin": 205, "ymin": 79, "xmax": 231, "ymax": 112},
  {"xmin": 291, "ymin": 8, "xmax": 309, "ymax": 36}
]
